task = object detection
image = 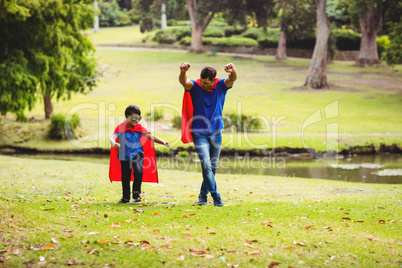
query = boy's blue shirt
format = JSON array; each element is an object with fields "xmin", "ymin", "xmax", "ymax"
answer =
[
  {"xmin": 189, "ymin": 78, "xmax": 231, "ymax": 134},
  {"xmin": 115, "ymin": 131, "xmax": 145, "ymax": 161}
]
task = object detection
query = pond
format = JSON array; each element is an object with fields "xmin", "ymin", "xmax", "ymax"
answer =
[{"xmin": 1, "ymin": 150, "xmax": 401, "ymax": 184}]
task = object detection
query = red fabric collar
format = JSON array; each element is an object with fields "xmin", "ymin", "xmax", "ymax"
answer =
[
  {"xmin": 194, "ymin": 78, "xmax": 219, "ymax": 92},
  {"xmin": 113, "ymin": 122, "xmax": 150, "ymax": 135}
]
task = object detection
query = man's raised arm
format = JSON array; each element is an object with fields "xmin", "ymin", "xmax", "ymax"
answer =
[
  {"xmin": 224, "ymin": 63, "xmax": 237, "ymax": 88},
  {"xmin": 179, "ymin": 62, "xmax": 193, "ymax": 91}
]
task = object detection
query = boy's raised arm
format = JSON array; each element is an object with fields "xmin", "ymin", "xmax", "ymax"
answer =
[{"xmin": 179, "ymin": 62, "xmax": 193, "ymax": 91}]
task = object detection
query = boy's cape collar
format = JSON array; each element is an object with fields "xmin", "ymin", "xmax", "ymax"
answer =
[
  {"xmin": 194, "ymin": 78, "xmax": 219, "ymax": 92},
  {"xmin": 109, "ymin": 122, "xmax": 158, "ymax": 183}
]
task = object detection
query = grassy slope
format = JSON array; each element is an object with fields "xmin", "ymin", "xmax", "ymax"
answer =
[
  {"xmin": 0, "ymin": 155, "xmax": 401, "ymax": 267},
  {"xmin": 1, "ymin": 26, "xmax": 401, "ymax": 153}
]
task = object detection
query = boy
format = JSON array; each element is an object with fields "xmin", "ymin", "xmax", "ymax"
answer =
[{"xmin": 109, "ymin": 105, "xmax": 170, "ymax": 203}]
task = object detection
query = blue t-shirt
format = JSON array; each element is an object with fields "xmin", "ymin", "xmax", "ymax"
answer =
[
  {"xmin": 115, "ymin": 131, "xmax": 144, "ymax": 161},
  {"xmin": 189, "ymin": 78, "xmax": 231, "ymax": 134}
]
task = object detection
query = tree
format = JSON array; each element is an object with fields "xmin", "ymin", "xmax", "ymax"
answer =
[
  {"xmin": 275, "ymin": 0, "xmax": 316, "ymax": 60},
  {"xmin": 357, "ymin": 0, "xmax": 382, "ymax": 65},
  {"xmin": 305, "ymin": 0, "xmax": 330, "ymax": 89},
  {"xmin": 0, "ymin": 0, "xmax": 97, "ymax": 120}
]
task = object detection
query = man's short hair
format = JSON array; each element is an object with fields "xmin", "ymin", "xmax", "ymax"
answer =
[
  {"xmin": 125, "ymin": 105, "xmax": 141, "ymax": 117},
  {"xmin": 200, "ymin": 66, "xmax": 217, "ymax": 81}
]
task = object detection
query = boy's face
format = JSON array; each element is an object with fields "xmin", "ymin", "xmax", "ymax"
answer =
[{"xmin": 126, "ymin": 113, "xmax": 141, "ymax": 127}]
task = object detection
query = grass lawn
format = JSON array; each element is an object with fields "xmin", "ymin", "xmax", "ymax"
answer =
[
  {"xmin": 1, "ymin": 26, "xmax": 401, "ymax": 153},
  {"xmin": 0, "ymin": 155, "xmax": 401, "ymax": 267}
]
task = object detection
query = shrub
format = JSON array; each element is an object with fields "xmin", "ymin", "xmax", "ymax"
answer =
[
  {"xmin": 171, "ymin": 114, "xmax": 181, "ymax": 129},
  {"xmin": 242, "ymin": 27, "xmax": 266, "ymax": 40},
  {"xmin": 179, "ymin": 36, "xmax": 191, "ymax": 45},
  {"xmin": 333, "ymin": 28, "xmax": 361, "ymax": 50},
  {"xmin": 145, "ymin": 108, "xmax": 163, "ymax": 122},
  {"xmin": 171, "ymin": 27, "xmax": 191, "ymax": 40},
  {"xmin": 384, "ymin": 22, "xmax": 402, "ymax": 65},
  {"xmin": 48, "ymin": 113, "xmax": 80, "ymax": 140},
  {"xmin": 127, "ymin": 8, "xmax": 140, "ymax": 24},
  {"xmin": 99, "ymin": 1, "xmax": 121, "ymax": 27},
  {"xmin": 178, "ymin": 151, "xmax": 189, "ymax": 158},
  {"xmin": 119, "ymin": 10, "xmax": 132, "ymax": 26},
  {"xmin": 377, "ymin": 35, "xmax": 390, "ymax": 59},
  {"xmin": 223, "ymin": 112, "xmax": 263, "ymax": 132},
  {"xmin": 204, "ymin": 36, "xmax": 258, "ymax": 47},
  {"xmin": 153, "ymin": 30, "xmax": 176, "ymax": 44},
  {"xmin": 203, "ymin": 27, "xmax": 225, "ymax": 37},
  {"xmin": 224, "ymin": 25, "xmax": 245, "ymax": 36}
]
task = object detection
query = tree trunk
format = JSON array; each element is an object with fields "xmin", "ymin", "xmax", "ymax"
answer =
[
  {"xmin": 304, "ymin": 0, "xmax": 330, "ymax": 89},
  {"xmin": 357, "ymin": 1, "xmax": 382, "ymax": 66},
  {"xmin": 44, "ymin": 94, "xmax": 53, "ymax": 119},
  {"xmin": 276, "ymin": 31, "xmax": 287, "ymax": 60},
  {"xmin": 186, "ymin": 0, "xmax": 215, "ymax": 53}
]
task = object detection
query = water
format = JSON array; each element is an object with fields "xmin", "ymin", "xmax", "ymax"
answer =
[{"xmin": 1, "ymin": 150, "xmax": 401, "ymax": 184}]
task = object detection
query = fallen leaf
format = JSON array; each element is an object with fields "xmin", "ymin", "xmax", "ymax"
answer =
[
  {"xmin": 51, "ymin": 237, "xmax": 59, "ymax": 244},
  {"xmin": 160, "ymin": 245, "xmax": 172, "ymax": 249},
  {"xmin": 63, "ymin": 229, "xmax": 74, "ymax": 233},
  {"xmin": 293, "ymin": 241, "xmax": 307, "ymax": 247},
  {"xmin": 330, "ymin": 255, "xmax": 336, "ymax": 260},
  {"xmin": 177, "ymin": 254, "xmax": 185, "ymax": 260},
  {"xmin": 152, "ymin": 212, "xmax": 162, "ymax": 216},
  {"xmin": 244, "ymin": 242, "xmax": 255, "ymax": 248},
  {"xmin": 125, "ymin": 219, "xmax": 133, "ymax": 223},
  {"xmin": 304, "ymin": 225, "xmax": 315, "ymax": 229},
  {"xmin": 182, "ymin": 215, "xmax": 189, "ymax": 218},
  {"xmin": 153, "ymin": 230, "xmax": 161, "ymax": 233},
  {"xmin": 285, "ymin": 247, "xmax": 295, "ymax": 250},
  {"xmin": 205, "ymin": 253, "xmax": 214, "ymax": 259},
  {"xmin": 41, "ymin": 244, "xmax": 54, "ymax": 250},
  {"xmin": 184, "ymin": 233, "xmax": 192, "ymax": 238},
  {"xmin": 268, "ymin": 261, "xmax": 281, "ymax": 267},
  {"xmin": 250, "ymin": 250, "xmax": 260, "ymax": 255},
  {"xmin": 379, "ymin": 220, "xmax": 385, "ymax": 224},
  {"xmin": 88, "ymin": 231, "xmax": 99, "ymax": 235},
  {"xmin": 188, "ymin": 195, "xmax": 195, "ymax": 197},
  {"xmin": 109, "ymin": 223, "xmax": 121, "ymax": 227},
  {"xmin": 342, "ymin": 217, "xmax": 351, "ymax": 221},
  {"xmin": 104, "ymin": 214, "xmax": 108, "ymax": 218},
  {"xmin": 140, "ymin": 240, "xmax": 150, "ymax": 245},
  {"xmin": 6, "ymin": 248, "xmax": 24, "ymax": 255},
  {"xmin": 97, "ymin": 240, "xmax": 110, "ymax": 244},
  {"xmin": 88, "ymin": 249, "xmax": 97, "ymax": 255}
]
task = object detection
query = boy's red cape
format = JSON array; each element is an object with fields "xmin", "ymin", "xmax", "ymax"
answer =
[
  {"xmin": 109, "ymin": 122, "xmax": 158, "ymax": 183},
  {"xmin": 181, "ymin": 78, "xmax": 219, "ymax": 144}
]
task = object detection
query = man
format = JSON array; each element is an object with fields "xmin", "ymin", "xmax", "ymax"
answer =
[{"xmin": 179, "ymin": 62, "xmax": 237, "ymax": 207}]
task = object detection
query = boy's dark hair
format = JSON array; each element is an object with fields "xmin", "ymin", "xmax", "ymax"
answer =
[
  {"xmin": 125, "ymin": 105, "xmax": 141, "ymax": 117},
  {"xmin": 200, "ymin": 66, "xmax": 217, "ymax": 81}
]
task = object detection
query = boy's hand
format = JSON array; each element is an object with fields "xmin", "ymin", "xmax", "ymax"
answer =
[
  {"xmin": 180, "ymin": 62, "xmax": 191, "ymax": 72},
  {"xmin": 113, "ymin": 142, "xmax": 120, "ymax": 149},
  {"xmin": 163, "ymin": 141, "xmax": 170, "ymax": 147}
]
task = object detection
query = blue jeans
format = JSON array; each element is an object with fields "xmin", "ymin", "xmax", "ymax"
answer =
[{"xmin": 192, "ymin": 130, "xmax": 222, "ymax": 199}]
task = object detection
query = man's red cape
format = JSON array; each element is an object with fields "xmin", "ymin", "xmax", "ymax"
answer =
[
  {"xmin": 109, "ymin": 122, "xmax": 158, "ymax": 183},
  {"xmin": 181, "ymin": 78, "xmax": 219, "ymax": 144}
]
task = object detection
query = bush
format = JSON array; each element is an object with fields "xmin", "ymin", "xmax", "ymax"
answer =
[
  {"xmin": 204, "ymin": 36, "xmax": 258, "ymax": 47},
  {"xmin": 333, "ymin": 28, "xmax": 361, "ymax": 50},
  {"xmin": 178, "ymin": 151, "xmax": 189, "ymax": 158},
  {"xmin": 384, "ymin": 22, "xmax": 402, "ymax": 66},
  {"xmin": 242, "ymin": 27, "xmax": 266, "ymax": 40},
  {"xmin": 99, "ymin": 1, "xmax": 121, "ymax": 27},
  {"xmin": 223, "ymin": 112, "xmax": 263, "ymax": 132},
  {"xmin": 171, "ymin": 114, "xmax": 181, "ymax": 129},
  {"xmin": 128, "ymin": 8, "xmax": 140, "ymax": 24},
  {"xmin": 153, "ymin": 30, "xmax": 176, "ymax": 44},
  {"xmin": 179, "ymin": 36, "xmax": 191, "ymax": 45},
  {"xmin": 119, "ymin": 10, "xmax": 132, "ymax": 26},
  {"xmin": 48, "ymin": 113, "xmax": 80, "ymax": 140},
  {"xmin": 170, "ymin": 27, "xmax": 191, "ymax": 40},
  {"xmin": 145, "ymin": 108, "xmax": 163, "ymax": 122},
  {"xmin": 224, "ymin": 25, "xmax": 245, "ymax": 37},
  {"xmin": 377, "ymin": 35, "xmax": 390, "ymax": 59},
  {"xmin": 203, "ymin": 27, "xmax": 225, "ymax": 37}
]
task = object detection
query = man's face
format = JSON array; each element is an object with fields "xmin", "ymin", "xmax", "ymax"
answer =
[
  {"xmin": 126, "ymin": 113, "xmax": 141, "ymax": 127},
  {"xmin": 200, "ymin": 78, "xmax": 213, "ymax": 90}
]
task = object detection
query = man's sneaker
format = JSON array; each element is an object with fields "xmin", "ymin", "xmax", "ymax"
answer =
[
  {"xmin": 132, "ymin": 195, "xmax": 142, "ymax": 203},
  {"xmin": 198, "ymin": 194, "xmax": 207, "ymax": 206},
  {"xmin": 118, "ymin": 198, "xmax": 130, "ymax": 204},
  {"xmin": 213, "ymin": 196, "xmax": 224, "ymax": 207}
]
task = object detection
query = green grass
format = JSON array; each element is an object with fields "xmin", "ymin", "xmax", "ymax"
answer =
[
  {"xmin": 0, "ymin": 155, "xmax": 401, "ymax": 267},
  {"xmin": 1, "ymin": 27, "xmax": 401, "ymax": 153}
]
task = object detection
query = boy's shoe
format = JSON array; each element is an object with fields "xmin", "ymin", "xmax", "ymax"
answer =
[
  {"xmin": 118, "ymin": 198, "xmax": 130, "ymax": 204},
  {"xmin": 213, "ymin": 196, "xmax": 224, "ymax": 207},
  {"xmin": 132, "ymin": 195, "xmax": 142, "ymax": 203},
  {"xmin": 198, "ymin": 194, "xmax": 207, "ymax": 206}
]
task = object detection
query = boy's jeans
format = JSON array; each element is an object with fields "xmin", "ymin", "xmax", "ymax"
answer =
[
  {"xmin": 192, "ymin": 130, "xmax": 222, "ymax": 199},
  {"xmin": 120, "ymin": 153, "xmax": 143, "ymax": 200}
]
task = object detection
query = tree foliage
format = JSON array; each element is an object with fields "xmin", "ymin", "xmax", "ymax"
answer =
[{"xmin": 0, "ymin": 0, "xmax": 97, "ymax": 120}]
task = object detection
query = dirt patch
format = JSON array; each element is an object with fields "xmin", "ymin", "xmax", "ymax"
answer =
[
  {"xmin": 336, "ymin": 77, "xmax": 402, "ymax": 94},
  {"xmin": 288, "ymin": 84, "xmax": 361, "ymax": 93}
]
